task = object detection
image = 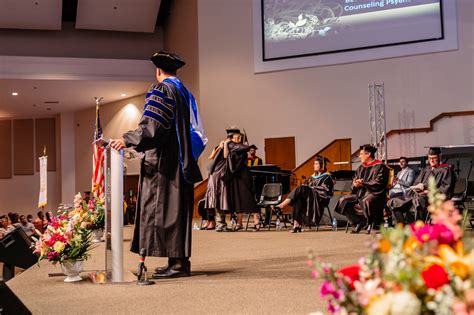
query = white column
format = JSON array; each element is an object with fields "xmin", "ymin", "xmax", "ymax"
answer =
[
  {"xmin": 110, "ymin": 148, "xmax": 124, "ymax": 282},
  {"xmin": 60, "ymin": 113, "xmax": 76, "ymax": 203}
]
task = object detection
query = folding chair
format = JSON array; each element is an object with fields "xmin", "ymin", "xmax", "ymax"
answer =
[{"xmin": 246, "ymin": 183, "xmax": 283, "ymax": 231}]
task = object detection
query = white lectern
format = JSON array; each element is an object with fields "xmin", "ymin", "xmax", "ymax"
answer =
[{"xmin": 104, "ymin": 146, "xmax": 124, "ymax": 282}]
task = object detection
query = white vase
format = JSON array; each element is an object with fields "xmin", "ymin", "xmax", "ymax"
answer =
[
  {"xmin": 61, "ymin": 260, "xmax": 84, "ymax": 282},
  {"xmin": 91, "ymin": 229, "xmax": 104, "ymax": 243}
]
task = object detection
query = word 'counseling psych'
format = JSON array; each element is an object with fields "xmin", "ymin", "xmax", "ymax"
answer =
[{"xmin": 344, "ymin": 0, "xmax": 414, "ymax": 12}]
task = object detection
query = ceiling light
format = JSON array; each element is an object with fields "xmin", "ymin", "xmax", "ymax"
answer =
[
  {"xmin": 12, "ymin": 92, "xmax": 18, "ymax": 96},
  {"xmin": 121, "ymin": 93, "xmax": 127, "ymax": 97}
]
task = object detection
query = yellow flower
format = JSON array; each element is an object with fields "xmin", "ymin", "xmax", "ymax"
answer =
[
  {"xmin": 425, "ymin": 242, "xmax": 474, "ymax": 279},
  {"xmin": 53, "ymin": 241, "xmax": 65, "ymax": 253},
  {"xmin": 403, "ymin": 236, "xmax": 420, "ymax": 254}
]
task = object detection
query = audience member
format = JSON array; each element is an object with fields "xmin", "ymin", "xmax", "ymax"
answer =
[
  {"xmin": 33, "ymin": 211, "xmax": 48, "ymax": 233},
  {"xmin": 19, "ymin": 215, "xmax": 35, "ymax": 237}
]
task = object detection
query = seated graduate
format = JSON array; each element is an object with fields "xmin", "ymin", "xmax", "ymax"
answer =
[
  {"xmin": 389, "ymin": 157, "xmax": 416, "ymax": 198},
  {"xmin": 246, "ymin": 145, "xmax": 263, "ymax": 167},
  {"xmin": 223, "ymin": 128, "xmax": 260, "ymax": 231},
  {"xmin": 335, "ymin": 144, "xmax": 390, "ymax": 233},
  {"xmin": 387, "ymin": 147, "xmax": 456, "ymax": 224},
  {"xmin": 276, "ymin": 155, "xmax": 334, "ymax": 233}
]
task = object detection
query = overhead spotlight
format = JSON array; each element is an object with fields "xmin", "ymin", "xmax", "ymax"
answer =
[
  {"xmin": 12, "ymin": 92, "xmax": 18, "ymax": 96},
  {"xmin": 121, "ymin": 93, "xmax": 127, "ymax": 97}
]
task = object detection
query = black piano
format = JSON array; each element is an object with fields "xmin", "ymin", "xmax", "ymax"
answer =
[{"xmin": 249, "ymin": 164, "xmax": 292, "ymax": 198}]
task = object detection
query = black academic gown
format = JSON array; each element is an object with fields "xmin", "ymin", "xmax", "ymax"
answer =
[
  {"xmin": 335, "ymin": 160, "xmax": 389, "ymax": 227},
  {"xmin": 124, "ymin": 80, "xmax": 202, "ymax": 258},
  {"xmin": 204, "ymin": 147, "xmax": 230, "ymax": 211},
  {"xmin": 225, "ymin": 142, "xmax": 259, "ymax": 214},
  {"xmin": 288, "ymin": 173, "xmax": 334, "ymax": 225},
  {"xmin": 388, "ymin": 164, "xmax": 456, "ymax": 224}
]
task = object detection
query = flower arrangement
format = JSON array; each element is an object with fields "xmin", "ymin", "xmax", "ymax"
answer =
[
  {"xmin": 72, "ymin": 193, "xmax": 105, "ymax": 230},
  {"xmin": 33, "ymin": 212, "xmax": 93, "ymax": 264},
  {"xmin": 308, "ymin": 177, "xmax": 474, "ymax": 315}
]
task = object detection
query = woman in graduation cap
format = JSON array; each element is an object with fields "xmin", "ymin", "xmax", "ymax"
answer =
[
  {"xmin": 223, "ymin": 128, "xmax": 260, "ymax": 231},
  {"xmin": 276, "ymin": 155, "xmax": 334, "ymax": 232}
]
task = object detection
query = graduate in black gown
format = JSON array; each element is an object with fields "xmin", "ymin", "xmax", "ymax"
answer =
[
  {"xmin": 203, "ymin": 134, "xmax": 232, "ymax": 231},
  {"xmin": 223, "ymin": 129, "xmax": 260, "ymax": 231},
  {"xmin": 276, "ymin": 156, "xmax": 334, "ymax": 233},
  {"xmin": 387, "ymin": 147, "xmax": 456, "ymax": 224},
  {"xmin": 335, "ymin": 144, "xmax": 390, "ymax": 233},
  {"xmin": 110, "ymin": 51, "xmax": 207, "ymax": 278}
]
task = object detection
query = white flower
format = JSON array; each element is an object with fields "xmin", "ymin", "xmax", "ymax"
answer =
[{"xmin": 390, "ymin": 291, "xmax": 421, "ymax": 315}]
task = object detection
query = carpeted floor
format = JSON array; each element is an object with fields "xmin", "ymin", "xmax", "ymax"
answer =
[{"xmin": 6, "ymin": 224, "xmax": 371, "ymax": 314}]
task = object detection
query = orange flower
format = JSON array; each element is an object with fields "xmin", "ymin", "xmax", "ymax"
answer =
[{"xmin": 379, "ymin": 239, "xmax": 391, "ymax": 253}]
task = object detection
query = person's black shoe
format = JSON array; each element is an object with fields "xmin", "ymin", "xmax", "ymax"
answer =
[
  {"xmin": 153, "ymin": 265, "xmax": 170, "ymax": 275},
  {"xmin": 153, "ymin": 268, "xmax": 191, "ymax": 279},
  {"xmin": 153, "ymin": 260, "xmax": 190, "ymax": 279}
]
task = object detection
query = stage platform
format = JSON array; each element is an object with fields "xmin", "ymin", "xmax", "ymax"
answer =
[{"xmin": 7, "ymin": 224, "xmax": 371, "ymax": 314}]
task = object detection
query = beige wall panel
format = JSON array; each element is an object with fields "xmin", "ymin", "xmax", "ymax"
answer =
[
  {"xmin": 0, "ymin": 120, "xmax": 12, "ymax": 179},
  {"xmin": 13, "ymin": 119, "xmax": 34, "ymax": 175},
  {"xmin": 35, "ymin": 118, "xmax": 56, "ymax": 171}
]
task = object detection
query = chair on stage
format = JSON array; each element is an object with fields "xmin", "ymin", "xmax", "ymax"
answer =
[
  {"xmin": 246, "ymin": 183, "xmax": 285, "ymax": 231},
  {"xmin": 314, "ymin": 205, "xmax": 335, "ymax": 231}
]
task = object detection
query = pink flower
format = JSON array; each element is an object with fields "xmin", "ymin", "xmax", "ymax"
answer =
[
  {"xmin": 410, "ymin": 223, "xmax": 456, "ymax": 245},
  {"xmin": 320, "ymin": 280, "xmax": 335, "ymax": 297},
  {"xmin": 327, "ymin": 300, "xmax": 340, "ymax": 314},
  {"xmin": 311, "ymin": 269, "xmax": 319, "ymax": 279}
]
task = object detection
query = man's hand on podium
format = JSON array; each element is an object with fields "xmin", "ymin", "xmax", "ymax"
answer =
[{"xmin": 110, "ymin": 139, "xmax": 126, "ymax": 151}]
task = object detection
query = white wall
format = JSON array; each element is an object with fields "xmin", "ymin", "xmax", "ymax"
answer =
[
  {"xmin": 388, "ymin": 115, "xmax": 474, "ymax": 158},
  {"xmin": 197, "ymin": 0, "xmax": 473, "ymax": 174}
]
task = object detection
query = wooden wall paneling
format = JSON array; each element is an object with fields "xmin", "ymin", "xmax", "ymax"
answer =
[
  {"xmin": 264, "ymin": 137, "xmax": 296, "ymax": 170},
  {"xmin": 13, "ymin": 119, "xmax": 34, "ymax": 175},
  {"xmin": 35, "ymin": 118, "xmax": 56, "ymax": 171},
  {"xmin": 0, "ymin": 120, "xmax": 12, "ymax": 179}
]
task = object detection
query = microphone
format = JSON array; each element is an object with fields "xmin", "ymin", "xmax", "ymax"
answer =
[{"xmin": 136, "ymin": 248, "xmax": 154, "ymax": 286}]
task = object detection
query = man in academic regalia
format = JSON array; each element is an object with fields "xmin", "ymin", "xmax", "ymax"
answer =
[
  {"xmin": 110, "ymin": 51, "xmax": 207, "ymax": 278},
  {"xmin": 388, "ymin": 147, "xmax": 456, "ymax": 224},
  {"xmin": 246, "ymin": 145, "xmax": 263, "ymax": 167},
  {"xmin": 335, "ymin": 144, "xmax": 390, "ymax": 233}
]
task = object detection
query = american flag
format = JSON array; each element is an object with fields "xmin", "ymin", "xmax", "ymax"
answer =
[{"xmin": 92, "ymin": 103, "xmax": 105, "ymax": 199}]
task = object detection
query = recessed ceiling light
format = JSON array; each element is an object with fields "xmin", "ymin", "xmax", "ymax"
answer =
[
  {"xmin": 121, "ymin": 93, "xmax": 127, "ymax": 97},
  {"xmin": 12, "ymin": 92, "xmax": 18, "ymax": 96}
]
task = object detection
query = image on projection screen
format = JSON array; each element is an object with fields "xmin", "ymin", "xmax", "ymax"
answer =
[{"xmin": 262, "ymin": 0, "xmax": 443, "ymax": 61}]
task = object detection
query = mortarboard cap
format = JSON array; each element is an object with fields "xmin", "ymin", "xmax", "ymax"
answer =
[
  {"xmin": 150, "ymin": 51, "xmax": 185, "ymax": 72},
  {"xmin": 428, "ymin": 147, "xmax": 441, "ymax": 156},
  {"xmin": 360, "ymin": 144, "xmax": 377, "ymax": 155},
  {"xmin": 226, "ymin": 128, "xmax": 241, "ymax": 136},
  {"xmin": 315, "ymin": 155, "xmax": 331, "ymax": 169}
]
